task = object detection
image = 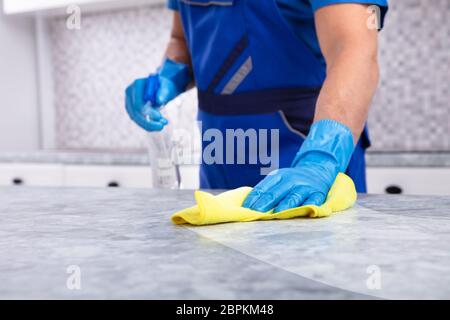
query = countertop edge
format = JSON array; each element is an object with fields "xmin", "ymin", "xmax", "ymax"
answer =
[{"xmin": 0, "ymin": 151, "xmax": 449, "ymax": 167}]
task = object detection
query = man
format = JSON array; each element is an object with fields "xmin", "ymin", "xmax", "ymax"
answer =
[{"xmin": 126, "ymin": 0, "xmax": 388, "ymax": 212}]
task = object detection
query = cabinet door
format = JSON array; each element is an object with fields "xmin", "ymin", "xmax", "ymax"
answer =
[
  {"xmin": 64, "ymin": 165, "xmax": 152, "ymax": 188},
  {"xmin": 0, "ymin": 164, "xmax": 64, "ymax": 186},
  {"xmin": 179, "ymin": 165, "xmax": 200, "ymax": 190},
  {"xmin": 367, "ymin": 168, "xmax": 450, "ymax": 196}
]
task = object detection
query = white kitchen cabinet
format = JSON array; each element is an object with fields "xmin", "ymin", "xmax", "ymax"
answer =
[
  {"xmin": 1, "ymin": 162, "xmax": 448, "ymax": 195},
  {"xmin": 64, "ymin": 165, "xmax": 200, "ymax": 189},
  {"xmin": 3, "ymin": 0, "xmax": 164, "ymax": 15},
  {"xmin": 179, "ymin": 165, "xmax": 200, "ymax": 190},
  {"xmin": 0, "ymin": 164, "xmax": 64, "ymax": 187},
  {"xmin": 0, "ymin": 162, "xmax": 199, "ymax": 189},
  {"xmin": 367, "ymin": 167, "xmax": 450, "ymax": 196},
  {"xmin": 63, "ymin": 165, "xmax": 152, "ymax": 188}
]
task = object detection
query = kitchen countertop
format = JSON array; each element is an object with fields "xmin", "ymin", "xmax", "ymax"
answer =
[
  {"xmin": 0, "ymin": 151, "xmax": 450, "ymax": 167},
  {"xmin": 0, "ymin": 187, "xmax": 449, "ymax": 299}
]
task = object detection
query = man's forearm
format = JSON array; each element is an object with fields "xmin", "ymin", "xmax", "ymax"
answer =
[
  {"xmin": 164, "ymin": 12, "xmax": 194, "ymax": 90},
  {"xmin": 165, "ymin": 12, "xmax": 191, "ymax": 66},
  {"xmin": 314, "ymin": 4, "xmax": 380, "ymax": 144},
  {"xmin": 165, "ymin": 34, "xmax": 191, "ymax": 66},
  {"xmin": 314, "ymin": 45, "xmax": 379, "ymax": 143}
]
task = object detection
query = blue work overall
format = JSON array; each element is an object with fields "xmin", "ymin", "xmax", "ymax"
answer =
[{"xmin": 173, "ymin": 0, "xmax": 376, "ymax": 192}]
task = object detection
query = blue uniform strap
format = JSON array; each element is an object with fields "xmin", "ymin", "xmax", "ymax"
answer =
[{"xmin": 198, "ymin": 87, "xmax": 321, "ymax": 115}]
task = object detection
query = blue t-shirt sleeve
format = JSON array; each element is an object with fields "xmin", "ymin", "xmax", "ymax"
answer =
[
  {"xmin": 309, "ymin": 0, "xmax": 388, "ymax": 28},
  {"xmin": 167, "ymin": 0, "xmax": 179, "ymax": 10}
]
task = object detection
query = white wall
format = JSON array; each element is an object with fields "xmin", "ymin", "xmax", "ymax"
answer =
[{"xmin": 0, "ymin": 0, "xmax": 40, "ymax": 151}]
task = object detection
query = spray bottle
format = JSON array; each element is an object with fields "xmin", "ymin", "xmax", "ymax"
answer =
[
  {"xmin": 144, "ymin": 59, "xmax": 192, "ymax": 189},
  {"xmin": 146, "ymin": 105, "xmax": 181, "ymax": 189}
]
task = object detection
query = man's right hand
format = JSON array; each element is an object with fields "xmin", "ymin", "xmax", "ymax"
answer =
[{"xmin": 125, "ymin": 58, "xmax": 192, "ymax": 132}]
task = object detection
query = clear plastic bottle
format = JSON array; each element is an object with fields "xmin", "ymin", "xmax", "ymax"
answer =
[{"xmin": 146, "ymin": 109, "xmax": 180, "ymax": 189}]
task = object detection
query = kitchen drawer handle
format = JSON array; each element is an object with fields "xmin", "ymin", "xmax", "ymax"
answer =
[
  {"xmin": 385, "ymin": 185, "xmax": 403, "ymax": 194},
  {"xmin": 108, "ymin": 181, "xmax": 120, "ymax": 188},
  {"xmin": 12, "ymin": 178, "xmax": 24, "ymax": 186}
]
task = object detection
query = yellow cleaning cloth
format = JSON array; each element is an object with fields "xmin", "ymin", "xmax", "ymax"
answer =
[{"xmin": 171, "ymin": 173, "xmax": 357, "ymax": 226}]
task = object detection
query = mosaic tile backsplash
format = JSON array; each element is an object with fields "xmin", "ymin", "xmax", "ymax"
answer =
[{"xmin": 49, "ymin": 0, "xmax": 450, "ymax": 152}]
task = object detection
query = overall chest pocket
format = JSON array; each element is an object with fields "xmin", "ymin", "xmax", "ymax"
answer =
[{"xmin": 180, "ymin": 0, "xmax": 234, "ymax": 6}]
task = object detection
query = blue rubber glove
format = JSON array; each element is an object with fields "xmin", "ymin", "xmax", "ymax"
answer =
[
  {"xmin": 125, "ymin": 58, "xmax": 192, "ymax": 132},
  {"xmin": 243, "ymin": 120, "xmax": 355, "ymax": 213}
]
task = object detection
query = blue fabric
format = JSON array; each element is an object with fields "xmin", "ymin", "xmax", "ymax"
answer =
[
  {"xmin": 167, "ymin": 0, "xmax": 389, "ymax": 54},
  {"xmin": 198, "ymin": 87, "xmax": 321, "ymax": 115},
  {"xmin": 177, "ymin": 0, "xmax": 326, "ymax": 93},
  {"xmin": 166, "ymin": 0, "xmax": 381, "ymax": 191},
  {"xmin": 168, "ymin": 0, "xmax": 388, "ymax": 91},
  {"xmin": 198, "ymin": 110, "xmax": 305, "ymax": 190},
  {"xmin": 199, "ymin": 111, "xmax": 368, "ymax": 193},
  {"xmin": 309, "ymin": 0, "xmax": 388, "ymax": 24}
]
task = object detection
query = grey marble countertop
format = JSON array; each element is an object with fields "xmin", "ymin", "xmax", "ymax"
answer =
[
  {"xmin": 0, "ymin": 150, "xmax": 449, "ymax": 167},
  {"xmin": 0, "ymin": 187, "xmax": 449, "ymax": 299}
]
